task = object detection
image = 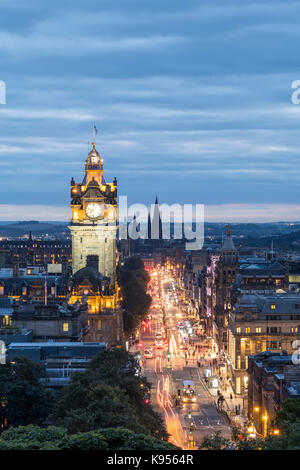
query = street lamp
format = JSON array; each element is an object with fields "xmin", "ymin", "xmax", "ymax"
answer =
[{"xmin": 262, "ymin": 412, "xmax": 268, "ymax": 437}]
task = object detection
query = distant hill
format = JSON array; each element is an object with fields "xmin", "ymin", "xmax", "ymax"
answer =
[
  {"xmin": 0, "ymin": 220, "xmax": 300, "ymax": 243},
  {"xmin": 0, "ymin": 221, "xmax": 69, "ymax": 238},
  {"xmin": 238, "ymin": 230, "xmax": 300, "ymax": 251}
]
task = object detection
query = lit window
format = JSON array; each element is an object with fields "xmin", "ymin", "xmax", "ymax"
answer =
[
  {"xmin": 98, "ymin": 320, "xmax": 102, "ymax": 330},
  {"xmin": 245, "ymin": 327, "xmax": 251, "ymax": 333},
  {"xmin": 256, "ymin": 327, "xmax": 261, "ymax": 333},
  {"xmin": 63, "ymin": 323, "xmax": 69, "ymax": 332},
  {"xmin": 236, "ymin": 327, "xmax": 241, "ymax": 333},
  {"xmin": 271, "ymin": 304, "xmax": 276, "ymax": 310}
]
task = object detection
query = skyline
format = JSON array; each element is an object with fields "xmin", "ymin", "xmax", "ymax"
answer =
[{"xmin": 1, "ymin": 0, "xmax": 300, "ymax": 221}]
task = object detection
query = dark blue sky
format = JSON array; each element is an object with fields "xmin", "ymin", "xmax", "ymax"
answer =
[{"xmin": 1, "ymin": 0, "xmax": 300, "ymax": 221}]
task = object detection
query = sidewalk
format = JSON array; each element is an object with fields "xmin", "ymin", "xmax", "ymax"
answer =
[{"xmin": 184, "ymin": 352, "xmax": 247, "ymax": 430}]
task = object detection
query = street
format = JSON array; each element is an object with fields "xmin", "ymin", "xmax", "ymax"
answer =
[{"xmin": 132, "ymin": 268, "xmax": 231, "ymax": 449}]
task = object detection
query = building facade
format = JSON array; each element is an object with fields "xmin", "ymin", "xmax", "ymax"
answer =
[
  {"xmin": 214, "ymin": 225, "xmax": 239, "ymax": 351},
  {"xmin": 248, "ymin": 351, "xmax": 300, "ymax": 435},
  {"xmin": 228, "ymin": 292, "xmax": 300, "ymax": 394},
  {"xmin": 69, "ymin": 142, "xmax": 118, "ymax": 280},
  {"xmin": 69, "ymin": 142, "xmax": 123, "ymax": 346}
]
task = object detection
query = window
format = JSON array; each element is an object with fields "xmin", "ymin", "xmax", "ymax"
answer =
[
  {"xmin": 271, "ymin": 304, "xmax": 276, "ymax": 310},
  {"xmin": 98, "ymin": 320, "xmax": 102, "ymax": 330},
  {"xmin": 256, "ymin": 327, "xmax": 261, "ymax": 333},
  {"xmin": 237, "ymin": 355, "xmax": 241, "ymax": 369},
  {"xmin": 291, "ymin": 327, "xmax": 298, "ymax": 333},
  {"xmin": 256, "ymin": 341, "xmax": 262, "ymax": 352},
  {"xmin": 63, "ymin": 323, "xmax": 69, "ymax": 332},
  {"xmin": 267, "ymin": 327, "xmax": 281, "ymax": 334},
  {"xmin": 236, "ymin": 327, "xmax": 241, "ymax": 333},
  {"xmin": 0, "ymin": 285, "xmax": 4, "ymax": 296},
  {"xmin": 267, "ymin": 315, "xmax": 280, "ymax": 321},
  {"xmin": 267, "ymin": 341, "xmax": 281, "ymax": 350},
  {"xmin": 275, "ymin": 279, "xmax": 281, "ymax": 285},
  {"xmin": 245, "ymin": 327, "xmax": 251, "ymax": 333}
]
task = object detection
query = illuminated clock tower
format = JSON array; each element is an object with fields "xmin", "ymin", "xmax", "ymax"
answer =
[{"xmin": 69, "ymin": 142, "xmax": 118, "ymax": 281}]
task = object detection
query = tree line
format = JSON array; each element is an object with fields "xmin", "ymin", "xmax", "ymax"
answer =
[{"xmin": 0, "ymin": 349, "xmax": 176, "ymax": 450}]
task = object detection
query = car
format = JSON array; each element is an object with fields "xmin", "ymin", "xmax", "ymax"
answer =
[
  {"xmin": 144, "ymin": 347, "xmax": 153, "ymax": 359},
  {"xmin": 182, "ymin": 380, "xmax": 196, "ymax": 403}
]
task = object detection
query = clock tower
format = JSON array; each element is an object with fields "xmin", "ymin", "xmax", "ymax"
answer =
[{"xmin": 69, "ymin": 142, "xmax": 118, "ymax": 281}]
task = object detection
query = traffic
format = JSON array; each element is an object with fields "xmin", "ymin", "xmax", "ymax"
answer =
[{"xmin": 130, "ymin": 265, "xmax": 231, "ymax": 449}]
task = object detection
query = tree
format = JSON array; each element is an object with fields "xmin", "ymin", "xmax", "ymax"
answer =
[
  {"xmin": 52, "ymin": 348, "xmax": 168, "ymax": 439},
  {"xmin": 0, "ymin": 357, "xmax": 53, "ymax": 429},
  {"xmin": 0, "ymin": 425, "xmax": 178, "ymax": 450},
  {"xmin": 118, "ymin": 257, "xmax": 152, "ymax": 336}
]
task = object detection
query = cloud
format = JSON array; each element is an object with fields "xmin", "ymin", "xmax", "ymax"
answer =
[
  {"xmin": 1, "ymin": 0, "xmax": 300, "ymax": 219},
  {"xmin": 0, "ymin": 205, "xmax": 68, "ymax": 221},
  {"xmin": 0, "ymin": 203, "xmax": 300, "ymax": 224},
  {"xmin": 205, "ymin": 204, "xmax": 300, "ymax": 223}
]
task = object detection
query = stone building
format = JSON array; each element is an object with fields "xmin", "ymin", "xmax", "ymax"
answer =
[
  {"xmin": 214, "ymin": 225, "xmax": 239, "ymax": 351},
  {"xmin": 248, "ymin": 351, "xmax": 300, "ymax": 435},
  {"xmin": 69, "ymin": 255, "xmax": 123, "ymax": 346},
  {"xmin": 233, "ymin": 259, "xmax": 288, "ymax": 295},
  {"xmin": 227, "ymin": 292, "xmax": 300, "ymax": 394},
  {"xmin": 68, "ymin": 141, "xmax": 123, "ymax": 346},
  {"xmin": 11, "ymin": 299, "xmax": 88, "ymax": 342},
  {"xmin": 69, "ymin": 142, "xmax": 117, "ymax": 279}
]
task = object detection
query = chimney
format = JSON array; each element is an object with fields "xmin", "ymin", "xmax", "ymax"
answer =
[{"xmin": 86, "ymin": 255, "xmax": 99, "ymax": 272}]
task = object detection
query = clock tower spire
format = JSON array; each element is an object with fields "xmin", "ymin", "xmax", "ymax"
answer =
[{"xmin": 85, "ymin": 141, "xmax": 103, "ymax": 186}]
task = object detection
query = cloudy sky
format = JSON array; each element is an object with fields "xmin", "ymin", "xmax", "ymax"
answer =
[{"xmin": 1, "ymin": 0, "xmax": 300, "ymax": 222}]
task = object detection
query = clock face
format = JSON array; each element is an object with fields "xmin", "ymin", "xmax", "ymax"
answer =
[{"xmin": 86, "ymin": 202, "xmax": 101, "ymax": 219}]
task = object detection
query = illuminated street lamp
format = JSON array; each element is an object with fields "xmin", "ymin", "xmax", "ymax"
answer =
[
  {"xmin": 262, "ymin": 412, "xmax": 268, "ymax": 437},
  {"xmin": 247, "ymin": 425, "xmax": 256, "ymax": 439}
]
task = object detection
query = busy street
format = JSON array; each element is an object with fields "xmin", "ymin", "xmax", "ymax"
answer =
[{"xmin": 131, "ymin": 267, "xmax": 232, "ymax": 449}]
